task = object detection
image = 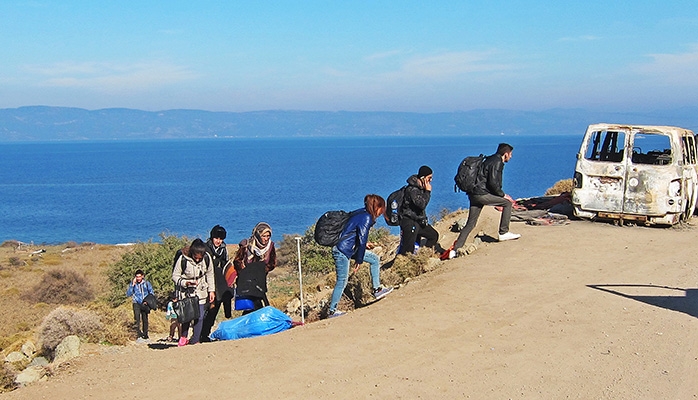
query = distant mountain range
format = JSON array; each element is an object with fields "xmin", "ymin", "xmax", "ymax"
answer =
[{"xmin": 1, "ymin": 106, "xmax": 697, "ymax": 141}]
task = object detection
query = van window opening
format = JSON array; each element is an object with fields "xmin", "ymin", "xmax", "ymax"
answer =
[
  {"xmin": 585, "ymin": 130, "xmax": 625, "ymax": 162},
  {"xmin": 631, "ymin": 133, "xmax": 672, "ymax": 165}
]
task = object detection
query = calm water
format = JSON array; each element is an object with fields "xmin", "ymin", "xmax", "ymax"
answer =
[{"xmin": 0, "ymin": 135, "xmax": 580, "ymax": 244}]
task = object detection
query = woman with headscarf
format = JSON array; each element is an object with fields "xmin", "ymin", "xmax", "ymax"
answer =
[{"xmin": 233, "ymin": 222, "xmax": 276, "ymax": 314}]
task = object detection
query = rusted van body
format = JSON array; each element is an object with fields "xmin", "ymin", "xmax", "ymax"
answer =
[{"xmin": 572, "ymin": 123, "xmax": 698, "ymax": 225}]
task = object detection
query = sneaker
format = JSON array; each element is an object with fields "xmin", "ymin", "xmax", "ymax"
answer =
[
  {"xmin": 177, "ymin": 337, "xmax": 189, "ymax": 347},
  {"xmin": 328, "ymin": 310, "xmax": 346, "ymax": 319},
  {"xmin": 373, "ymin": 286, "xmax": 394, "ymax": 300},
  {"xmin": 439, "ymin": 248, "xmax": 456, "ymax": 260},
  {"xmin": 498, "ymin": 232, "xmax": 521, "ymax": 241}
]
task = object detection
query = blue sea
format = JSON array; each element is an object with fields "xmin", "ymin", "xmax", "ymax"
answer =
[{"xmin": 0, "ymin": 135, "xmax": 580, "ymax": 245}]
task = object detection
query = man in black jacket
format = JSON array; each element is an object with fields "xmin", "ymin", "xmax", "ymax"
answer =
[
  {"xmin": 451, "ymin": 143, "xmax": 520, "ymax": 256},
  {"xmin": 398, "ymin": 165, "xmax": 444, "ymax": 255}
]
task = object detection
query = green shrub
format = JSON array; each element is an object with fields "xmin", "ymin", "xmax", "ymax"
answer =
[
  {"xmin": 38, "ymin": 306, "xmax": 103, "ymax": 353},
  {"xmin": 27, "ymin": 269, "xmax": 94, "ymax": 304},
  {"xmin": 277, "ymin": 225, "xmax": 393, "ymax": 275},
  {"xmin": 106, "ymin": 233, "xmax": 190, "ymax": 307},
  {"xmin": 276, "ymin": 227, "xmax": 334, "ymax": 275}
]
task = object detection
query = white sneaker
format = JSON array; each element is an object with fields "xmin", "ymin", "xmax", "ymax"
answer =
[{"xmin": 498, "ymin": 232, "xmax": 521, "ymax": 241}]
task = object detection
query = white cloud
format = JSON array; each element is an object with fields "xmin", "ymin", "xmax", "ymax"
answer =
[
  {"xmin": 364, "ymin": 49, "xmax": 405, "ymax": 61},
  {"xmin": 23, "ymin": 61, "xmax": 198, "ymax": 93},
  {"xmin": 390, "ymin": 50, "xmax": 516, "ymax": 81},
  {"xmin": 557, "ymin": 35, "xmax": 601, "ymax": 42},
  {"xmin": 634, "ymin": 43, "xmax": 698, "ymax": 85}
]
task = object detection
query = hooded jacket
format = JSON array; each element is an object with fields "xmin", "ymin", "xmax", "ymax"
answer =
[
  {"xmin": 335, "ymin": 208, "xmax": 374, "ymax": 264},
  {"xmin": 400, "ymin": 174, "xmax": 431, "ymax": 226},
  {"xmin": 472, "ymin": 153, "xmax": 505, "ymax": 197},
  {"xmin": 172, "ymin": 251, "xmax": 215, "ymax": 305}
]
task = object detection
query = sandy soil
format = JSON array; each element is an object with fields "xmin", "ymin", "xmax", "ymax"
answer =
[{"xmin": 5, "ymin": 209, "xmax": 698, "ymax": 399}]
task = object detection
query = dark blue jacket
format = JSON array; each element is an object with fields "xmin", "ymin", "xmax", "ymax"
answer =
[{"xmin": 335, "ymin": 208, "xmax": 374, "ymax": 264}]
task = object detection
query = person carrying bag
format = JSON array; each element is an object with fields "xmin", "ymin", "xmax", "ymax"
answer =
[{"xmin": 172, "ymin": 238, "xmax": 215, "ymax": 346}]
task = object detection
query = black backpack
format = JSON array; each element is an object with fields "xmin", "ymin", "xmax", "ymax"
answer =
[
  {"xmin": 386, "ymin": 186, "xmax": 407, "ymax": 226},
  {"xmin": 454, "ymin": 154, "xmax": 484, "ymax": 193},
  {"xmin": 314, "ymin": 210, "xmax": 351, "ymax": 247}
]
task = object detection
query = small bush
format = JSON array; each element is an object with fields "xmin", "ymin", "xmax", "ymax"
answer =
[
  {"xmin": 27, "ymin": 269, "xmax": 94, "ymax": 304},
  {"xmin": 8, "ymin": 257, "xmax": 23, "ymax": 267},
  {"xmin": 106, "ymin": 233, "xmax": 190, "ymax": 307},
  {"xmin": 86, "ymin": 303, "xmax": 136, "ymax": 345},
  {"xmin": 545, "ymin": 178, "xmax": 574, "ymax": 196},
  {"xmin": 0, "ymin": 364, "xmax": 16, "ymax": 393},
  {"xmin": 277, "ymin": 228, "xmax": 335, "ymax": 276},
  {"xmin": 38, "ymin": 306, "xmax": 103, "ymax": 353}
]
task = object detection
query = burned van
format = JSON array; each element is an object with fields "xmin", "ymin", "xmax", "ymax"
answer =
[{"xmin": 572, "ymin": 123, "xmax": 698, "ymax": 225}]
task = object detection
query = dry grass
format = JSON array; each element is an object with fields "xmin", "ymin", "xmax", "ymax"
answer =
[
  {"xmin": 0, "ymin": 216, "xmax": 457, "ymax": 360},
  {"xmin": 0, "ymin": 243, "xmax": 129, "ymax": 355},
  {"xmin": 545, "ymin": 178, "xmax": 574, "ymax": 195}
]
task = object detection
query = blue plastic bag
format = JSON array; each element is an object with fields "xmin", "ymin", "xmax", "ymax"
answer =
[{"xmin": 210, "ymin": 306, "xmax": 293, "ymax": 341}]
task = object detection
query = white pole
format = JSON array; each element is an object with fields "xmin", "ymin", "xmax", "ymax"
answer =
[{"xmin": 295, "ymin": 237, "xmax": 305, "ymax": 324}]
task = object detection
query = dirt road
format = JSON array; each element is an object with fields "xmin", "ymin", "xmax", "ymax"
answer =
[{"xmin": 7, "ymin": 216, "xmax": 698, "ymax": 399}]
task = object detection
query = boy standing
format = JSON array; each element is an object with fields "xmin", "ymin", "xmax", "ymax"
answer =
[{"xmin": 126, "ymin": 269, "xmax": 155, "ymax": 340}]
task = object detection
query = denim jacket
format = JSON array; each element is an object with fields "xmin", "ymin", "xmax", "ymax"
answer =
[{"xmin": 126, "ymin": 280, "xmax": 154, "ymax": 304}]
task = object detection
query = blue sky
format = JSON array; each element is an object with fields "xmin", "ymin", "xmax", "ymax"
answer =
[{"xmin": 2, "ymin": 1, "xmax": 697, "ymax": 112}]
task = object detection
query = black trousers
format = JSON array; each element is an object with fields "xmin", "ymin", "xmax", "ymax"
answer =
[
  {"xmin": 398, "ymin": 217, "xmax": 440, "ymax": 255},
  {"xmin": 200, "ymin": 290, "xmax": 233, "ymax": 342},
  {"xmin": 132, "ymin": 302, "xmax": 149, "ymax": 337}
]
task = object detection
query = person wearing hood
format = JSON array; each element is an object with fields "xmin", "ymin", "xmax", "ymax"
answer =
[
  {"xmin": 199, "ymin": 225, "xmax": 232, "ymax": 343},
  {"xmin": 172, "ymin": 238, "xmax": 215, "ymax": 346},
  {"xmin": 398, "ymin": 165, "xmax": 443, "ymax": 256},
  {"xmin": 233, "ymin": 222, "xmax": 276, "ymax": 314}
]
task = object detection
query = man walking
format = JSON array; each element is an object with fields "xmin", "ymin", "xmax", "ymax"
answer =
[
  {"xmin": 126, "ymin": 269, "xmax": 155, "ymax": 340},
  {"xmin": 452, "ymin": 143, "xmax": 520, "ymax": 257}
]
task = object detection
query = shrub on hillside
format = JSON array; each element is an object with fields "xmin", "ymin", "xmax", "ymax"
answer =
[
  {"xmin": 0, "ymin": 364, "xmax": 15, "ymax": 393},
  {"xmin": 38, "ymin": 306, "xmax": 103, "ymax": 353},
  {"xmin": 276, "ymin": 228, "xmax": 335, "ymax": 275},
  {"xmin": 8, "ymin": 257, "xmax": 23, "ymax": 267},
  {"xmin": 106, "ymin": 233, "xmax": 190, "ymax": 307},
  {"xmin": 276, "ymin": 225, "xmax": 392, "ymax": 275},
  {"xmin": 27, "ymin": 269, "xmax": 94, "ymax": 304},
  {"xmin": 545, "ymin": 178, "xmax": 574, "ymax": 196}
]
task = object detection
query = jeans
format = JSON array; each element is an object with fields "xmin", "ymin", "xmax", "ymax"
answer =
[
  {"xmin": 453, "ymin": 193, "xmax": 513, "ymax": 250},
  {"xmin": 329, "ymin": 247, "xmax": 381, "ymax": 313}
]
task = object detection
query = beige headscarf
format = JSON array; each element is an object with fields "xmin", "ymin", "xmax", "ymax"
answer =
[{"xmin": 247, "ymin": 222, "xmax": 272, "ymax": 263}]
